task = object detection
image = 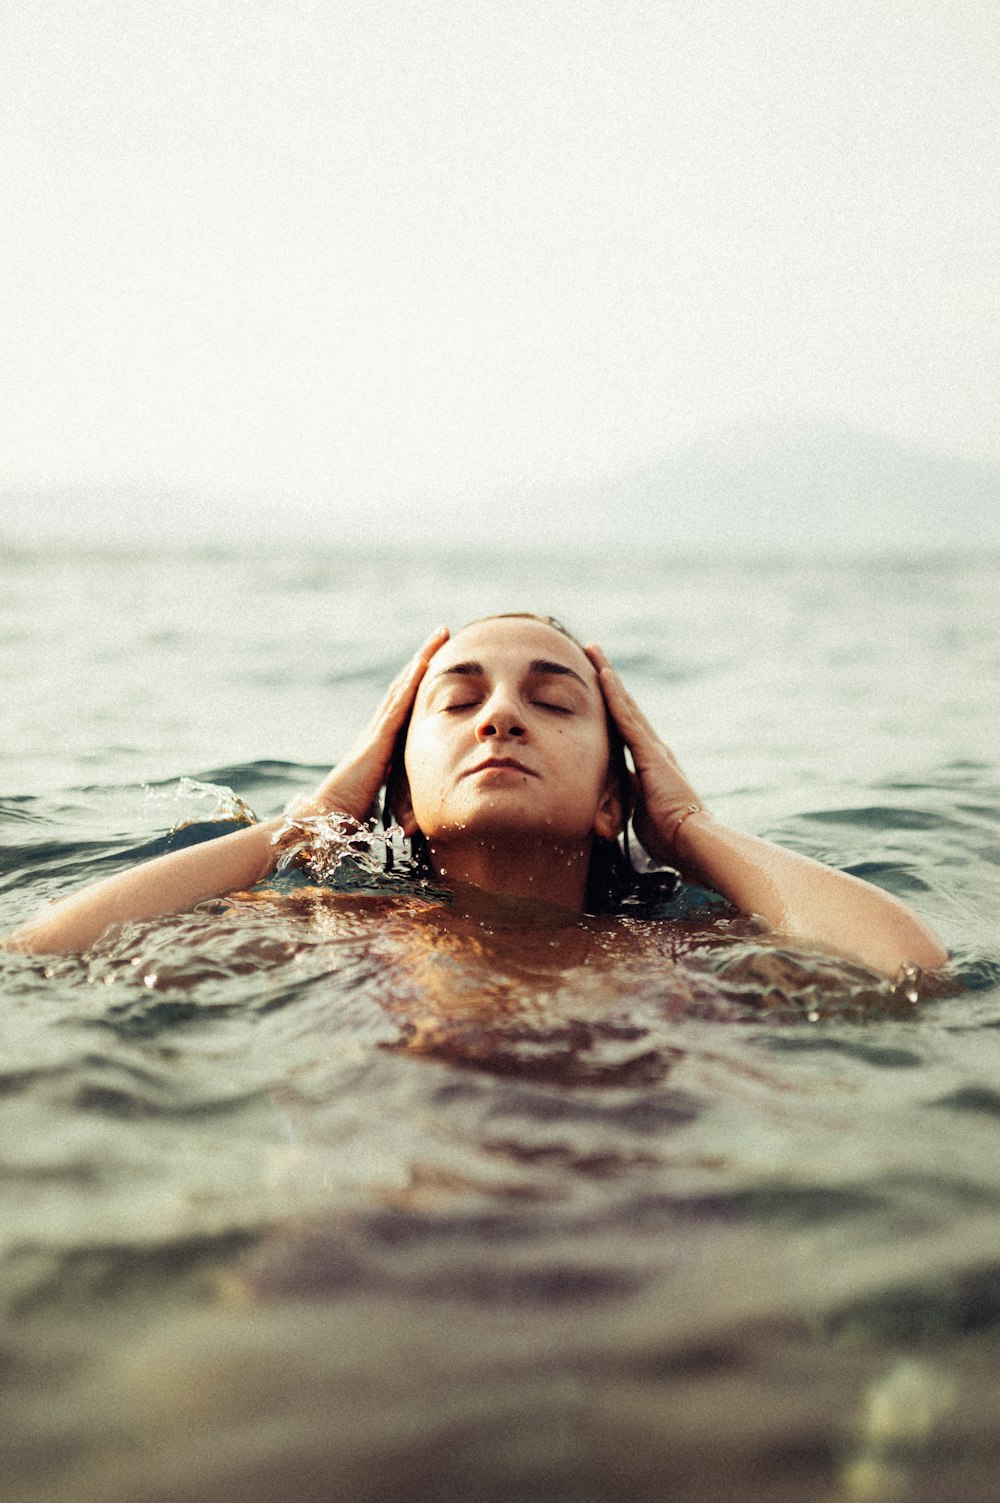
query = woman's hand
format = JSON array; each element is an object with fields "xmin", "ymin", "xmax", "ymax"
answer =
[
  {"xmin": 296, "ymin": 626, "xmax": 450, "ymax": 823},
  {"xmin": 5, "ymin": 628, "xmax": 451, "ymax": 955},
  {"xmin": 586, "ymin": 644, "xmax": 705, "ymax": 864},
  {"xmin": 586, "ymin": 644, "xmax": 949, "ymax": 977}
]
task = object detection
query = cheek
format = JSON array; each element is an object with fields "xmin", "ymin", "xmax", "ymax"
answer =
[
  {"xmin": 402, "ymin": 721, "xmax": 445, "ymax": 813},
  {"xmin": 567, "ymin": 723, "xmax": 611, "ymax": 790}
]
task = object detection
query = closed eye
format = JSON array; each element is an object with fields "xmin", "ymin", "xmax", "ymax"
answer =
[
  {"xmin": 533, "ymin": 700, "xmax": 573, "ymax": 714},
  {"xmin": 441, "ymin": 700, "xmax": 480, "ymax": 713}
]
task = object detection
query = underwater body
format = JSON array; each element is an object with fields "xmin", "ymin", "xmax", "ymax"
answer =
[{"xmin": 2, "ymin": 541, "xmax": 1000, "ymax": 1502}]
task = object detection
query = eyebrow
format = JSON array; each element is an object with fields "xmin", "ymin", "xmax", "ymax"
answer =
[{"xmin": 435, "ymin": 658, "xmax": 590, "ymax": 690}]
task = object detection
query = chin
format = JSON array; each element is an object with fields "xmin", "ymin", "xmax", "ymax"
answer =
[{"xmin": 429, "ymin": 812, "xmax": 593, "ymax": 847}]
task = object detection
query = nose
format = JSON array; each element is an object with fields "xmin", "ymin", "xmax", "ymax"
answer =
[{"xmin": 475, "ymin": 687, "xmax": 525, "ymax": 741}]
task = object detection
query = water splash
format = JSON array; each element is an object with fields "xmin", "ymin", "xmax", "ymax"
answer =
[
  {"xmin": 145, "ymin": 777, "xmax": 258, "ymax": 828},
  {"xmin": 270, "ymin": 810, "xmax": 408, "ymax": 890}
]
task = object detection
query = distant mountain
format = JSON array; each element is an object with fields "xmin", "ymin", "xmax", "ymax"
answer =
[
  {"xmin": 3, "ymin": 421, "xmax": 999, "ymax": 552},
  {"xmin": 502, "ymin": 421, "xmax": 1000, "ymax": 553}
]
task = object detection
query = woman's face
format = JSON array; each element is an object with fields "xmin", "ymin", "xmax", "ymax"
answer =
[{"xmin": 399, "ymin": 617, "xmax": 622, "ymax": 847}]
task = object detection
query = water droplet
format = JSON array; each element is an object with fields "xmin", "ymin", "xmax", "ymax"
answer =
[{"xmin": 143, "ymin": 973, "xmax": 158, "ymax": 989}]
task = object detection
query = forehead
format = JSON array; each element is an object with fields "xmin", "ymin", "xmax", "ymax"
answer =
[{"xmin": 428, "ymin": 617, "xmax": 596, "ymax": 679}]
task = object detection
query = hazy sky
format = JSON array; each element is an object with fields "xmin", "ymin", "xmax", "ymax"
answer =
[{"xmin": 3, "ymin": 0, "xmax": 999, "ymax": 511}]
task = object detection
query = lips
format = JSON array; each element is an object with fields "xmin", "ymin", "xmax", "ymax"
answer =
[{"xmin": 465, "ymin": 756, "xmax": 538, "ymax": 778}]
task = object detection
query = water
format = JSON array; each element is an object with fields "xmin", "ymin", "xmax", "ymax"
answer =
[{"xmin": 2, "ymin": 541, "xmax": 1000, "ymax": 1502}]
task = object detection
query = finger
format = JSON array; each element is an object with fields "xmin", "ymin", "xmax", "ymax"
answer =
[
  {"xmin": 402, "ymin": 625, "xmax": 449, "ymax": 688},
  {"xmin": 586, "ymin": 645, "xmax": 632, "ymax": 730},
  {"xmin": 585, "ymin": 645, "xmax": 662, "ymax": 755},
  {"xmin": 418, "ymin": 624, "xmax": 450, "ymax": 661},
  {"xmin": 344, "ymin": 628, "xmax": 450, "ymax": 781},
  {"xmin": 313, "ymin": 629, "xmax": 450, "ymax": 818},
  {"xmin": 375, "ymin": 626, "xmax": 450, "ymax": 724}
]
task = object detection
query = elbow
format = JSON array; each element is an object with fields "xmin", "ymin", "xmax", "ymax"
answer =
[
  {"xmin": 881, "ymin": 900, "xmax": 950, "ymax": 977},
  {"xmin": 778, "ymin": 888, "xmax": 951, "ymax": 981},
  {"xmin": 850, "ymin": 914, "xmax": 950, "ymax": 982},
  {"xmin": 3, "ymin": 920, "xmax": 72, "ymax": 957},
  {"xmin": 3, "ymin": 900, "xmax": 101, "ymax": 957},
  {"xmin": 902, "ymin": 930, "xmax": 950, "ymax": 975}
]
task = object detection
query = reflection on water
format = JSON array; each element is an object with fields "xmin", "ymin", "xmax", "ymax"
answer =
[
  {"xmin": 842, "ymin": 1359, "xmax": 957, "ymax": 1502},
  {"xmin": 2, "ymin": 545, "xmax": 1000, "ymax": 1501}
]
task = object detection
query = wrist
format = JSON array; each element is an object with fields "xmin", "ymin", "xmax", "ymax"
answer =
[
  {"xmin": 285, "ymin": 792, "xmax": 326, "ymax": 820},
  {"xmin": 668, "ymin": 803, "xmax": 710, "ymax": 847},
  {"xmin": 287, "ymin": 777, "xmax": 350, "ymax": 820}
]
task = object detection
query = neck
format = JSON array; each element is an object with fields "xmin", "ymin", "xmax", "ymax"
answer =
[{"xmin": 424, "ymin": 834, "xmax": 592, "ymax": 914}]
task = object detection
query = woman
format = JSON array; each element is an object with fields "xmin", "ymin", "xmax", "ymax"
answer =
[{"xmin": 5, "ymin": 614, "xmax": 947, "ymax": 977}]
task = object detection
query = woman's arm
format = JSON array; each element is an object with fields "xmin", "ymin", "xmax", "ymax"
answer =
[
  {"xmin": 4, "ymin": 819, "xmax": 284, "ymax": 956},
  {"xmin": 5, "ymin": 628, "xmax": 449, "ymax": 955},
  {"xmin": 587, "ymin": 645, "xmax": 948, "ymax": 978}
]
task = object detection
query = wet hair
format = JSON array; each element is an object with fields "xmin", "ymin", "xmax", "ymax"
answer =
[{"xmin": 382, "ymin": 612, "xmax": 678, "ymax": 917}]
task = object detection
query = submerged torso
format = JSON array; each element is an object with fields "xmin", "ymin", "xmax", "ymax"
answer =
[{"xmin": 207, "ymin": 882, "xmax": 924, "ymax": 1055}]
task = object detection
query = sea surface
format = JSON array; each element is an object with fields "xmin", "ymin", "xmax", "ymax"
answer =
[{"xmin": 2, "ymin": 541, "xmax": 999, "ymax": 1502}]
